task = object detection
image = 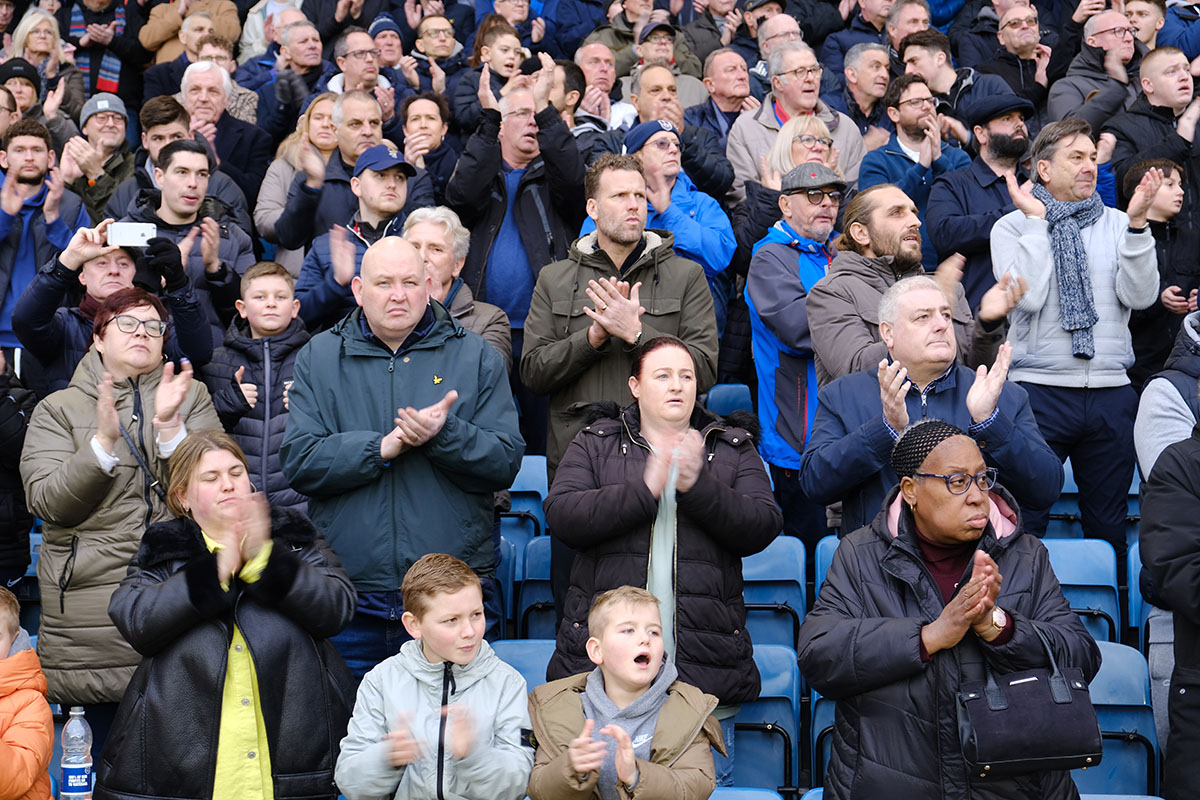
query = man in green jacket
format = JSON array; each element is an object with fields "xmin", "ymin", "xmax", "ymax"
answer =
[
  {"xmin": 280, "ymin": 236, "xmax": 524, "ymax": 680},
  {"xmin": 520, "ymin": 152, "xmax": 718, "ymax": 614}
]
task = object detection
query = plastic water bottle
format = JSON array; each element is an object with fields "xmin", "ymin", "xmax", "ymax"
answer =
[{"xmin": 60, "ymin": 706, "xmax": 93, "ymax": 799}]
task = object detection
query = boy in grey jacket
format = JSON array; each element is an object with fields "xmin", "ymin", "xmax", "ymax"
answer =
[{"xmin": 335, "ymin": 554, "xmax": 534, "ymax": 800}]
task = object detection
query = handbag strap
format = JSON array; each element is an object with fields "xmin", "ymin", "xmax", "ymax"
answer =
[
  {"xmin": 982, "ymin": 621, "xmax": 1073, "ymax": 710},
  {"xmin": 118, "ymin": 421, "xmax": 168, "ymax": 503}
]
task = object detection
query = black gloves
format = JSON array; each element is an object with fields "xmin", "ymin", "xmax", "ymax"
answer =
[
  {"xmin": 145, "ymin": 236, "xmax": 189, "ymax": 293},
  {"xmin": 275, "ymin": 70, "xmax": 307, "ymax": 108}
]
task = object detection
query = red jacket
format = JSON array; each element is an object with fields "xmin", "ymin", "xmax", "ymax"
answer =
[{"xmin": 0, "ymin": 647, "xmax": 53, "ymax": 800}]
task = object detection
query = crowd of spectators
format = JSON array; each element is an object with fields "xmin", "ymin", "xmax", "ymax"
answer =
[{"xmin": 0, "ymin": 0, "xmax": 1198, "ymax": 795}]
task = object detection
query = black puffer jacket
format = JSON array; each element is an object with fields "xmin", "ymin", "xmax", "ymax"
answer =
[
  {"xmin": 798, "ymin": 486, "xmax": 1100, "ymax": 800},
  {"xmin": 0, "ymin": 372, "xmax": 35, "ymax": 582},
  {"xmin": 96, "ymin": 507, "xmax": 356, "ymax": 800},
  {"xmin": 199, "ymin": 316, "xmax": 311, "ymax": 512},
  {"xmin": 544, "ymin": 402, "xmax": 783, "ymax": 705}
]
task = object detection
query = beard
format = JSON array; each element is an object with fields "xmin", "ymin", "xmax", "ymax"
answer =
[
  {"xmin": 988, "ymin": 132, "xmax": 1029, "ymax": 161},
  {"xmin": 15, "ymin": 170, "xmax": 45, "ymax": 186},
  {"xmin": 870, "ymin": 223, "xmax": 923, "ymax": 270}
]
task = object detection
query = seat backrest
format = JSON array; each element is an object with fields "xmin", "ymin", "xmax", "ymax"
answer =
[
  {"xmin": 1128, "ymin": 540, "xmax": 1146, "ymax": 649},
  {"xmin": 1072, "ymin": 641, "xmax": 1159, "ymax": 796},
  {"xmin": 490, "ymin": 639, "xmax": 558, "ymax": 692},
  {"xmin": 743, "ymin": 537, "xmax": 806, "ymax": 649},
  {"xmin": 518, "ymin": 537, "xmax": 556, "ymax": 639},
  {"xmin": 1043, "ymin": 539, "xmax": 1122, "ymax": 641},
  {"xmin": 706, "ymin": 383, "xmax": 754, "ymax": 417},
  {"xmin": 814, "ymin": 535, "xmax": 839, "ymax": 600},
  {"xmin": 733, "ymin": 644, "xmax": 802, "ymax": 793},
  {"xmin": 496, "ymin": 536, "xmax": 517, "ymax": 619},
  {"xmin": 710, "ymin": 788, "xmax": 787, "ymax": 800}
]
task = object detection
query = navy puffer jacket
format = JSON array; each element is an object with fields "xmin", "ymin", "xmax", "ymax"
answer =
[{"xmin": 199, "ymin": 316, "xmax": 310, "ymax": 512}]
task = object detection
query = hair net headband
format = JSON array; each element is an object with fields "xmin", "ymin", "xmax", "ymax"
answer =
[{"xmin": 891, "ymin": 419, "xmax": 967, "ymax": 479}]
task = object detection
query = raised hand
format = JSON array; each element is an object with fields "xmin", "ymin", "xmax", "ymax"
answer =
[
  {"xmin": 95, "ymin": 372, "xmax": 120, "ymax": 453},
  {"xmin": 43, "ymin": 79, "xmax": 66, "ymax": 120},
  {"xmin": 234, "ymin": 491, "xmax": 272, "ymax": 560},
  {"xmin": 580, "ymin": 84, "xmax": 610, "ymax": 118},
  {"xmin": 0, "ymin": 170, "xmax": 21, "ymax": 216},
  {"xmin": 394, "ymin": 390, "xmax": 459, "ymax": 447},
  {"xmin": 978, "ymin": 272, "xmax": 1028, "ymax": 324},
  {"xmin": 968, "ymin": 550, "xmax": 1004, "ymax": 637},
  {"xmin": 532, "ymin": 51, "xmax": 555, "ymax": 111},
  {"xmin": 399, "ymin": 55, "xmax": 420, "ymax": 88},
  {"xmin": 477, "ymin": 63, "xmax": 498, "ymax": 111},
  {"xmin": 376, "ymin": 86, "xmax": 396, "ymax": 121},
  {"xmin": 443, "ymin": 705, "xmax": 475, "ymax": 760},
  {"xmin": 583, "ymin": 277, "xmax": 645, "ymax": 345},
  {"xmin": 234, "ymin": 365, "xmax": 258, "ymax": 408},
  {"xmin": 387, "ymin": 714, "xmax": 424, "ymax": 766},
  {"xmin": 329, "ymin": 225, "xmax": 357, "ymax": 286},
  {"xmin": 403, "ymin": 0, "xmax": 422, "ymax": 28},
  {"xmin": 643, "ymin": 445, "xmax": 671, "ymax": 499},
  {"xmin": 59, "ymin": 145, "xmax": 83, "ymax": 185},
  {"xmin": 298, "ymin": 141, "xmax": 327, "ymax": 189},
  {"xmin": 607, "ymin": 0, "xmax": 624, "ymax": 22},
  {"xmin": 1126, "ymin": 166, "xmax": 1164, "ymax": 229},
  {"xmin": 154, "ymin": 359, "xmax": 194, "ymax": 425},
  {"xmin": 429, "ymin": 59, "xmax": 446, "ymax": 95},
  {"xmin": 43, "ymin": 166, "xmax": 64, "ymax": 224},
  {"xmin": 568, "ymin": 719, "xmax": 608, "ymax": 777},
  {"xmin": 917, "ymin": 118, "xmax": 942, "ymax": 168},
  {"xmin": 721, "ymin": 8, "xmax": 743, "ymax": 44},
  {"xmin": 934, "ymin": 252, "xmax": 965, "ymax": 301},
  {"xmin": 878, "ymin": 359, "xmax": 911, "ymax": 431},
  {"xmin": 966, "ymin": 342, "xmax": 1011, "ymax": 423},
  {"xmin": 921, "ymin": 566, "xmax": 992, "ymax": 655},
  {"xmin": 1003, "ymin": 172, "xmax": 1045, "ymax": 219},
  {"xmin": 673, "ymin": 429, "xmax": 705, "ymax": 492},
  {"xmin": 599, "ymin": 724, "xmax": 639, "ymax": 786},
  {"xmin": 60, "ymin": 219, "xmax": 121, "ymax": 271},
  {"xmin": 531, "ymin": 16, "xmax": 546, "ymax": 43},
  {"xmin": 1095, "ymin": 131, "xmax": 1117, "ymax": 165},
  {"xmin": 758, "ymin": 154, "xmax": 781, "ymax": 192},
  {"xmin": 198, "ymin": 217, "xmax": 221, "ymax": 272}
]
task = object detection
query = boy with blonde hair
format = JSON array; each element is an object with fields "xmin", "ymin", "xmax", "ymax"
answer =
[
  {"xmin": 0, "ymin": 587, "xmax": 53, "ymax": 800},
  {"xmin": 335, "ymin": 553, "xmax": 534, "ymax": 800},
  {"xmin": 527, "ymin": 586, "xmax": 723, "ymax": 800}
]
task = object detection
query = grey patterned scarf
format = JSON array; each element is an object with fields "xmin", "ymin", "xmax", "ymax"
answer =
[{"xmin": 1031, "ymin": 183, "xmax": 1104, "ymax": 358}]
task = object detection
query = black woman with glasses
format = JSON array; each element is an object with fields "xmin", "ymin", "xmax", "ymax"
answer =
[
  {"xmin": 798, "ymin": 418, "xmax": 1099, "ymax": 800},
  {"xmin": 801, "ymin": 273, "xmax": 1061, "ymax": 534},
  {"xmin": 19, "ymin": 286, "xmax": 219, "ymax": 757}
]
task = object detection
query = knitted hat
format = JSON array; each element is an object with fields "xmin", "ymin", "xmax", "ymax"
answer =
[
  {"xmin": 623, "ymin": 119, "xmax": 679, "ymax": 154},
  {"xmin": 369, "ymin": 13, "xmax": 402, "ymax": 39},
  {"xmin": 0, "ymin": 59, "xmax": 39, "ymax": 96},
  {"xmin": 81, "ymin": 93, "xmax": 128, "ymax": 128}
]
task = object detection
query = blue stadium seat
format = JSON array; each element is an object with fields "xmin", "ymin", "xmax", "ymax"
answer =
[
  {"xmin": 1129, "ymin": 540, "xmax": 1149, "ymax": 651},
  {"xmin": 495, "ymin": 536, "xmax": 517, "ymax": 628},
  {"xmin": 733, "ymin": 645, "xmax": 802, "ymax": 798},
  {"xmin": 799, "ymin": 789, "xmax": 823, "ymax": 800},
  {"xmin": 711, "ymin": 789, "xmax": 786, "ymax": 800},
  {"xmin": 814, "ymin": 536, "xmax": 839, "ymax": 601},
  {"xmin": 1048, "ymin": 459, "xmax": 1081, "ymax": 534},
  {"xmin": 1072, "ymin": 642, "xmax": 1160, "ymax": 796},
  {"xmin": 1043, "ymin": 539, "xmax": 1122, "ymax": 642},
  {"xmin": 1079, "ymin": 796, "xmax": 1165, "ymax": 799},
  {"xmin": 810, "ymin": 687, "xmax": 835, "ymax": 787},
  {"xmin": 518, "ymin": 537, "xmax": 555, "ymax": 639},
  {"xmin": 490, "ymin": 639, "xmax": 557, "ymax": 693},
  {"xmin": 706, "ymin": 383, "xmax": 754, "ymax": 417},
  {"xmin": 500, "ymin": 455, "xmax": 550, "ymax": 572},
  {"xmin": 742, "ymin": 537, "xmax": 806, "ymax": 650},
  {"xmin": 1044, "ymin": 517, "xmax": 1085, "ymax": 539}
]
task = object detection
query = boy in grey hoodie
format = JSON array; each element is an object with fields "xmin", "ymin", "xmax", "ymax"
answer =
[{"xmin": 527, "ymin": 586, "xmax": 723, "ymax": 800}]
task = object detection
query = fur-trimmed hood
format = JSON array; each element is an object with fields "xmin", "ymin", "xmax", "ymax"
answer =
[
  {"xmin": 135, "ymin": 506, "xmax": 321, "ymax": 568},
  {"xmin": 581, "ymin": 400, "xmax": 760, "ymax": 444}
]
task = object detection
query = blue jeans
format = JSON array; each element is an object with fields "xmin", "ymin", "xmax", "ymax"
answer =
[
  {"xmin": 713, "ymin": 716, "xmax": 736, "ymax": 786},
  {"xmin": 331, "ymin": 576, "xmax": 503, "ymax": 683}
]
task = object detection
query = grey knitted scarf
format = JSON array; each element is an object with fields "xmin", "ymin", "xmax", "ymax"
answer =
[{"xmin": 1031, "ymin": 183, "xmax": 1104, "ymax": 358}]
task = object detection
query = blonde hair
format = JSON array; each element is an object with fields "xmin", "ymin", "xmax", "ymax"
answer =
[
  {"xmin": 587, "ymin": 586, "xmax": 660, "ymax": 638},
  {"xmin": 276, "ymin": 92, "xmax": 337, "ymax": 165},
  {"xmin": 166, "ymin": 431, "xmax": 249, "ymax": 517},
  {"xmin": 13, "ymin": 9, "xmax": 69, "ymax": 71},
  {"xmin": 768, "ymin": 115, "xmax": 840, "ymax": 179},
  {"xmin": 401, "ymin": 553, "xmax": 482, "ymax": 620}
]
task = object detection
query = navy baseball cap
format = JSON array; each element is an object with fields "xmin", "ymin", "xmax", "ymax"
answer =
[
  {"xmin": 968, "ymin": 93, "xmax": 1035, "ymax": 129},
  {"xmin": 624, "ymin": 119, "xmax": 680, "ymax": 154},
  {"xmin": 638, "ymin": 21, "xmax": 675, "ymax": 44},
  {"xmin": 353, "ymin": 144, "xmax": 417, "ymax": 178}
]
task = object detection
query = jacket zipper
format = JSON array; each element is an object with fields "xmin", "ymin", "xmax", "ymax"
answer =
[
  {"xmin": 261, "ymin": 340, "xmax": 271, "ymax": 495},
  {"xmin": 436, "ymin": 660, "xmax": 456, "ymax": 800},
  {"xmin": 131, "ymin": 379, "xmax": 154, "ymax": 529},
  {"xmin": 57, "ymin": 535, "xmax": 79, "ymax": 614}
]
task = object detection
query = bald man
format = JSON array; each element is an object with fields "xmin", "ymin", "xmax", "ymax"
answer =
[{"xmin": 280, "ymin": 236, "xmax": 525, "ymax": 680}]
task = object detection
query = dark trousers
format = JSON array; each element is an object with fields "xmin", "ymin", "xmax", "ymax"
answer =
[
  {"xmin": 511, "ymin": 327, "xmax": 548, "ymax": 457},
  {"xmin": 1019, "ymin": 382, "xmax": 1137, "ymax": 564},
  {"xmin": 1166, "ymin": 614, "xmax": 1200, "ymax": 799},
  {"xmin": 330, "ymin": 576, "xmax": 503, "ymax": 683},
  {"xmin": 770, "ymin": 464, "xmax": 828, "ymax": 582}
]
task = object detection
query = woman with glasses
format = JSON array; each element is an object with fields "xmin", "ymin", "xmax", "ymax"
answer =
[
  {"xmin": 11, "ymin": 9, "xmax": 83, "ymax": 122},
  {"xmin": 798, "ymin": 419, "xmax": 1099, "ymax": 800},
  {"xmin": 20, "ymin": 287, "xmax": 220, "ymax": 757}
]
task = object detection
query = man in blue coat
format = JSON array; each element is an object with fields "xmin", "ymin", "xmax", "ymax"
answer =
[
  {"xmin": 280, "ymin": 235, "xmax": 523, "ymax": 679},
  {"xmin": 748, "ymin": 161, "xmax": 843, "ymax": 550},
  {"xmin": 799, "ymin": 274, "xmax": 1062, "ymax": 532},
  {"xmin": 858, "ymin": 73, "xmax": 970, "ymax": 269}
]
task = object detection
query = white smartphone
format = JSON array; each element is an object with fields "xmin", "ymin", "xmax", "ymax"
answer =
[{"xmin": 107, "ymin": 222, "xmax": 156, "ymax": 247}]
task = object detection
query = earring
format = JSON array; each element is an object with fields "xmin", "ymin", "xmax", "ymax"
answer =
[{"xmin": 250, "ymin": 482, "xmax": 258, "ymax": 493}]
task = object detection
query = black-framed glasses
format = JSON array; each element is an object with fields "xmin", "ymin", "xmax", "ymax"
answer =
[
  {"xmin": 106, "ymin": 315, "xmax": 167, "ymax": 337},
  {"xmin": 790, "ymin": 188, "xmax": 842, "ymax": 205},
  {"xmin": 898, "ymin": 95, "xmax": 936, "ymax": 109},
  {"xmin": 776, "ymin": 65, "xmax": 821, "ymax": 80},
  {"xmin": 1091, "ymin": 25, "xmax": 1135, "ymax": 39},
  {"xmin": 344, "ymin": 48, "xmax": 380, "ymax": 60},
  {"xmin": 914, "ymin": 468, "xmax": 999, "ymax": 495}
]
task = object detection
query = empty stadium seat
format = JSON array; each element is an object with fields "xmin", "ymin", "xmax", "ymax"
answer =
[
  {"xmin": 733, "ymin": 645, "xmax": 802, "ymax": 798},
  {"xmin": 1072, "ymin": 642, "xmax": 1160, "ymax": 796},
  {"xmin": 711, "ymin": 788, "xmax": 786, "ymax": 800},
  {"xmin": 490, "ymin": 639, "xmax": 557, "ymax": 693},
  {"xmin": 1128, "ymin": 540, "xmax": 1149, "ymax": 650},
  {"xmin": 1043, "ymin": 539, "xmax": 1122, "ymax": 642},
  {"xmin": 810, "ymin": 687, "xmax": 834, "ymax": 787},
  {"xmin": 500, "ymin": 455, "xmax": 550, "ymax": 574},
  {"xmin": 799, "ymin": 789, "xmax": 823, "ymax": 800},
  {"xmin": 518, "ymin": 536, "xmax": 555, "ymax": 639},
  {"xmin": 813, "ymin": 535, "xmax": 838, "ymax": 601},
  {"xmin": 742, "ymin": 538, "xmax": 806, "ymax": 650},
  {"xmin": 496, "ymin": 536, "xmax": 517, "ymax": 628},
  {"xmin": 706, "ymin": 383, "xmax": 754, "ymax": 416}
]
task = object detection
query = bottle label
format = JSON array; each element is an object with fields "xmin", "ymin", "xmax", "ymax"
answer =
[{"xmin": 61, "ymin": 762, "xmax": 92, "ymax": 797}]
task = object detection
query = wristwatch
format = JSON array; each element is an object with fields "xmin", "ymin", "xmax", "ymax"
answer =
[{"xmin": 991, "ymin": 606, "xmax": 1008, "ymax": 633}]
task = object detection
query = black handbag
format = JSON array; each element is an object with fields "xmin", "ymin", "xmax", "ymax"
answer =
[{"xmin": 957, "ymin": 622, "xmax": 1103, "ymax": 779}]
